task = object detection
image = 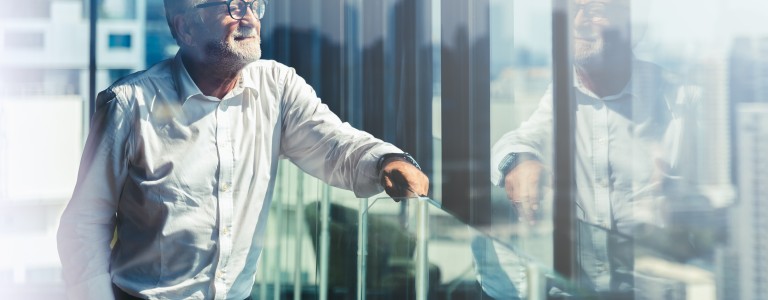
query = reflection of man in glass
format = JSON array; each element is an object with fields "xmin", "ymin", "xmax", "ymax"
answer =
[
  {"xmin": 57, "ymin": 1, "xmax": 429, "ymax": 299},
  {"xmin": 488, "ymin": 0, "xmax": 697, "ymax": 295}
]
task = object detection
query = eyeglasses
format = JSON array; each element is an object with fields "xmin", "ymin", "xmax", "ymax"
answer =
[
  {"xmin": 572, "ymin": 2, "xmax": 608, "ymax": 20},
  {"xmin": 571, "ymin": 2, "xmax": 628, "ymax": 22},
  {"xmin": 195, "ymin": 0, "xmax": 268, "ymax": 20}
]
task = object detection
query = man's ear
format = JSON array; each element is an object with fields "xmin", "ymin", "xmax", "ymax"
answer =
[{"xmin": 173, "ymin": 15, "xmax": 195, "ymax": 47}]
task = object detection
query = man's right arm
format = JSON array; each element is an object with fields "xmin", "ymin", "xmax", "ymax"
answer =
[
  {"xmin": 57, "ymin": 89, "xmax": 132, "ymax": 300},
  {"xmin": 491, "ymin": 87, "xmax": 554, "ymax": 222}
]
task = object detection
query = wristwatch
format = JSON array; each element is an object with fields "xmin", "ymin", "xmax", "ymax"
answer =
[
  {"xmin": 498, "ymin": 152, "xmax": 520, "ymax": 176},
  {"xmin": 377, "ymin": 152, "xmax": 422, "ymax": 173}
]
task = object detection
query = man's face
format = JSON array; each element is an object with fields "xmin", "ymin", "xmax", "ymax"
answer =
[
  {"xmin": 187, "ymin": 1, "xmax": 262, "ymax": 67},
  {"xmin": 572, "ymin": 0, "xmax": 630, "ymax": 66}
]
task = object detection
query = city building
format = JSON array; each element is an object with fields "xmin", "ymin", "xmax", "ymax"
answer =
[{"xmin": 727, "ymin": 103, "xmax": 768, "ymax": 300}]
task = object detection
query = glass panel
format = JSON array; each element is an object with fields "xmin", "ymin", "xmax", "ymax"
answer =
[
  {"xmin": 489, "ymin": 0, "xmax": 766, "ymax": 298},
  {"xmin": 364, "ymin": 196, "xmax": 598, "ymax": 300},
  {"xmin": 621, "ymin": 0, "xmax": 765, "ymax": 298},
  {"xmin": 0, "ymin": 0, "xmax": 147, "ymax": 297},
  {"xmin": 254, "ymin": 0, "xmax": 438, "ymax": 297},
  {"xmin": 487, "ymin": 0, "xmax": 557, "ymax": 295},
  {"xmin": 0, "ymin": 0, "xmax": 89, "ymax": 298},
  {"xmin": 356, "ymin": 196, "xmax": 420, "ymax": 299},
  {"xmin": 254, "ymin": 163, "xmax": 331, "ymax": 299}
]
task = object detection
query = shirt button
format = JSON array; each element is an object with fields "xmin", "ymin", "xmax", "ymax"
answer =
[
  {"xmin": 222, "ymin": 227, "xmax": 230, "ymax": 236},
  {"xmin": 220, "ymin": 183, "xmax": 231, "ymax": 192},
  {"xmin": 597, "ymin": 179, "xmax": 608, "ymax": 187},
  {"xmin": 595, "ymin": 262, "xmax": 606, "ymax": 273}
]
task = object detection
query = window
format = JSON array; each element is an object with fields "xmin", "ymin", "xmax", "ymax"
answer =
[
  {"xmin": 3, "ymin": 31, "xmax": 44, "ymax": 49},
  {"xmin": 99, "ymin": 0, "xmax": 136, "ymax": 20},
  {"xmin": 0, "ymin": 0, "xmax": 51, "ymax": 19},
  {"xmin": 108, "ymin": 33, "xmax": 132, "ymax": 49}
]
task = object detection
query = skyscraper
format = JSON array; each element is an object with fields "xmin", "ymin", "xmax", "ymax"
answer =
[
  {"xmin": 728, "ymin": 103, "xmax": 768, "ymax": 300},
  {"xmin": 691, "ymin": 57, "xmax": 736, "ymax": 208}
]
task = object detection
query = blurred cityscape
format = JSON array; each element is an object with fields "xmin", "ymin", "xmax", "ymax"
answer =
[{"xmin": 0, "ymin": 0, "xmax": 767, "ymax": 299}]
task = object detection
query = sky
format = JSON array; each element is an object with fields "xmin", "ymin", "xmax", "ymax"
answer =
[{"xmin": 490, "ymin": 0, "xmax": 768, "ymax": 64}]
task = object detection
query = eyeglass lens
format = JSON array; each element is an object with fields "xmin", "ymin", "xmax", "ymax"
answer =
[{"xmin": 228, "ymin": 0, "xmax": 267, "ymax": 20}]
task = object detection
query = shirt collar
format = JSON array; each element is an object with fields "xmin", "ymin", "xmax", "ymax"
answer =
[
  {"xmin": 171, "ymin": 53, "xmax": 260, "ymax": 103},
  {"xmin": 239, "ymin": 66, "xmax": 259, "ymax": 91},
  {"xmin": 172, "ymin": 53, "xmax": 204, "ymax": 104}
]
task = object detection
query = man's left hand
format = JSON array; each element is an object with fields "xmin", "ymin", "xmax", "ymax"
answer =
[{"xmin": 380, "ymin": 159, "xmax": 429, "ymax": 199}]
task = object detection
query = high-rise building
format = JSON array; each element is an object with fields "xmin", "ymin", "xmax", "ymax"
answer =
[
  {"xmin": 720, "ymin": 37, "xmax": 768, "ymax": 300},
  {"xmin": 691, "ymin": 57, "xmax": 737, "ymax": 208},
  {"xmin": 726, "ymin": 103, "xmax": 768, "ymax": 300},
  {"xmin": 729, "ymin": 37, "xmax": 768, "ymax": 106},
  {"xmin": 728, "ymin": 36, "xmax": 768, "ymax": 190}
]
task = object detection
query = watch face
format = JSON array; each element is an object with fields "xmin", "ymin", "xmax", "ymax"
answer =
[{"xmin": 500, "ymin": 153, "xmax": 518, "ymax": 173}]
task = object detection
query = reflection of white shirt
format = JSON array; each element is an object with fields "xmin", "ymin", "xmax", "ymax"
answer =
[
  {"xmin": 487, "ymin": 60, "xmax": 698, "ymax": 292},
  {"xmin": 58, "ymin": 54, "xmax": 401, "ymax": 300},
  {"xmin": 491, "ymin": 60, "xmax": 697, "ymax": 232}
]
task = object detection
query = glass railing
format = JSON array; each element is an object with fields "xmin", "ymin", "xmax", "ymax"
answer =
[
  {"xmin": 253, "ymin": 164, "xmax": 721, "ymax": 299},
  {"xmin": 354, "ymin": 197, "xmax": 718, "ymax": 300},
  {"xmin": 359, "ymin": 196, "xmax": 588, "ymax": 300}
]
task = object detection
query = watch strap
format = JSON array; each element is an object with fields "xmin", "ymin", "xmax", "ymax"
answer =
[{"xmin": 377, "ymin": 152, "xmax": 422, "ymax": 173}]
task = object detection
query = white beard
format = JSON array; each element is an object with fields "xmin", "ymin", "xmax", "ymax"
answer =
[
  {"xmin": 574, "ymin": 38, "xmax": 605, "ymax": 67},
  {"xmin": 205, "ymin": 26, "xmax": 262, "ymax": 69}
]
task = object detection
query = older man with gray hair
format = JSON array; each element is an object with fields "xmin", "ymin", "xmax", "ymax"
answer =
[{"xmin": 57, "ymin": 0, "xmax": 429, "ymax": 299}]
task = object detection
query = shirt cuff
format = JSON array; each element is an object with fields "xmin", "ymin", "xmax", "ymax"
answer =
[
  {"xmin": 354, "ymin": 143, "xmax": 403, "ymax": 198},
  {"xmin": 490, "ymin": 146, "xmax": 543, "ymax": 187}
]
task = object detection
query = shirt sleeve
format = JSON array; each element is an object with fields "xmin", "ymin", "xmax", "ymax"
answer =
[
  {"xmin": 57, "ymin": 89, "xmax": 133, "ymax": 300},
  {"xmin": 490, "ymin": 85, "xmax": 554, "ymax": 186},
  {"xmin": 278, "ymin": 67, "xmax": 402, "ymax": 198}
]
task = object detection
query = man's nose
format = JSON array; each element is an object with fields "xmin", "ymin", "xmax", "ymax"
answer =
[
  {"xmin": 573, "ymin": 8, "xmax": 589, "ymax": 26},
  {"xmin": 573, "ymin": 8, "xmax": 598, "ymax": 34},
  {"xmin": 239, "ymin": 4, "xmax": 260, "ymax": 24}
]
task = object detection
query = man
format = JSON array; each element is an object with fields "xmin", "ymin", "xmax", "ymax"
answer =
[
  {"xmin": 57, "ymin": 0, "xmax": 429, "ymax": 299},
  {"xmin": 483, "ymin": 0, "xmax": 698, "ymax": 296}
]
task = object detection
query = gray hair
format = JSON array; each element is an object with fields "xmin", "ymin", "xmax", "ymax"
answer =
[{"xmin": 164, "ymin": 0, "xmax": 206, "ymax": 40}]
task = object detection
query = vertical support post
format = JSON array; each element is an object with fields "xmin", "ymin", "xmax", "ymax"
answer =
[
  {"xmin": 273, "ymin": 200, "xmax": 284, "ymax": 300},
  {"xmin": 526, "ymin": 263, "xmax": 546, "ymax": 300},
  {"xmin": 552, "ymin": 0, "xmax": 577, "ymax": 281},
  {"xmin": 88, "ymin": 0, "xmax": 97, "ymax": 119},
  {"xmin": 259, "ymin": 255, "xmax": 268, "ymax": 299},
  {"xmin": 415, "ymin": 198, "xmax": 430, "ymax": 300},
  {"xmin": 357, "ymin": 198, "xmax": 369, "ymax": 300},
  {"xmin": 318, "ymin": 185, "xmax": 331, "ymax": 300},
  {"xmin": 293, "ymin": 172, "xmax": 305, "ymax": 300},
  {"xmin": 344, "ymin": 0, "xmax": 362, "ymax": 127},
  {"xmin": 440, "ymin": 0, "xmax": 492, "ymax": 226}
]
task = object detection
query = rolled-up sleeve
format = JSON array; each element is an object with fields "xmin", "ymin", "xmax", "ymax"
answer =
[
  {"xmin": 278, "ymin": 68, "xmax": 401, "ymax": 198},
  {"xmin": 57, "ymin": 89, "xmax": 133, "ymax": 300},
  {"xmin": 490, "ymin": 86, "xmax": 554, "ymax": 186}
]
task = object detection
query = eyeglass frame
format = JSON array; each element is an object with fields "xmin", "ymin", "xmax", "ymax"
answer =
[
  {"xmin": 194, "ymin": 0, "xmax": 268, "ymax": 20},
  {"xmin": 570, "ymin": 1, "xmax": 629, "ymax": 21}
]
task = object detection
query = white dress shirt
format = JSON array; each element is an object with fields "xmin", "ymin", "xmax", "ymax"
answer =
[{"xmin": 57, "ymin": 54, "xmax": 402, "ymax": 300}]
